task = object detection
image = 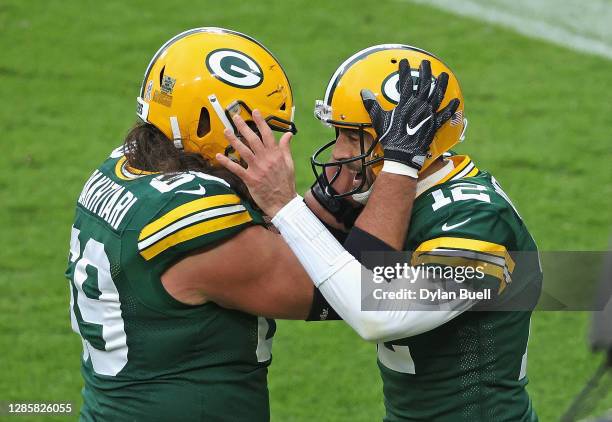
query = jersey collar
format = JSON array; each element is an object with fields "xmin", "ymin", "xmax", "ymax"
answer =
[
  {"xmin": 416, "ymin": 155, "xmax": 479, "ymax": 197},
  {"xmin": 114, "ymin": 156, "xmax": 159, "ymax": 180}
]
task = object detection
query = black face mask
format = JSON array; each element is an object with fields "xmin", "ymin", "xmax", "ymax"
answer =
[
  {"xmin": 226, "ymin": 100, "xmax": 298, "ymax": 135},
  {"xmin": 310, "ymin": 125, "xmax": 383, "ymax": 199}
]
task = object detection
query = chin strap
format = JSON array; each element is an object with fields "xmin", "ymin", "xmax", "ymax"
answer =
[
  {"xmin": 351, "ymin": 184, "xmax": 373, "ymax": 205},
  {"xmin": 208, "ymin": 94, "xmax": 235, "ymax": 134},
  {"xmin": 310, "ymin": 176, "xmax": 362, "ymax": 227}
]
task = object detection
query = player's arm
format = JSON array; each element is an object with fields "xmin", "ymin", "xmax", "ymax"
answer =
[
  {"xmin": 138, "ymin": 180, "xmax": 334, "ymax": 321},
  {"xmin": 304, "ymin": 167, "xmax": 362, "ymax": 236},
  {"xmin": 271, "ymin": 190, "xmax": 473, "ymax": 342},
  {"xmin": 217, "ymin": 59, "xmax": 462, "ymax": 341},
  {"xmin": 161, "ymin": 224, "xmax": 316, "ymax": 320},
  {"xmin": 273, "ymin": 200, "xmax": 516, "ymax": 341}
]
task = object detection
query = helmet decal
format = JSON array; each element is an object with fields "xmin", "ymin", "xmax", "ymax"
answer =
[
  {"xmin": 137, "ymin": 27, "xmax": 296, "ymax": 164},
  {"xmin": 206, "ymin": 48, "xmax": 263, "ymax": 88},
  {"xmin": 381, "ymin": 72, "xmax": 401, "ymax": 104},
  {"xmin": 312, "ymin": 44, "xmax": 464, "ymax": 196},
  {"xmin": 160, "ymin": 75, "xmax": 176, "ymax": 94},
  {"xmin": 381, "ymin": 70, "xmax": 436, "ymax": 105},
  {"xmin": 144, "ymin": 80, "xmax": 154, "ymax": 101}
]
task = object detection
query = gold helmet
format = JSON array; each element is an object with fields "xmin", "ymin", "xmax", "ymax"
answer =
[
  {"xmin": 137, "ymin": 27, "xmax": 296, "ymax": 165},
  {"xmin": 312, "ymin": 44, "xmax": 466, "ymax": 195}
]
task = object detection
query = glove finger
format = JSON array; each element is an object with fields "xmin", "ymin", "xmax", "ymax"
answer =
[
  {"xmin": 435, "ymin": 98, "xmax": 460, "ymax": 129},
  {"xmin": 398, "ymin": 58, "xmax": 414, "ymax": 99},
  {"xmin": 430, "ymin": 72, "xmax": 449, "ymax": 111},
  {"xmin": 416, "ymin": 60, "xmax": 432, "ymax": 101},
  {"xmin": 361, "ymin": 89, "xmax": 381, "ymax": 114},
  {"xmin": 361, "ymin": 89, "xmax": 385, "ymax": 129}
]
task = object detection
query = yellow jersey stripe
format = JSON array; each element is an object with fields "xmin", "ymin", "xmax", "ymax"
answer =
[
  {"xmin": 465, "ymin": 167, "xmax": 479, "ymax": 177},
  {"xmin": 140, "ymin": 211, "xmax": 253, "ymax": 260},
  {"xmin": 412, "ymin": 254, "xmax": 509, "ymax": 293},
  {"xmin": 114, "ymin": 156, "xmax": 159, "ymax": 180},
  {"xmin": 415, "ymin": 237, "xmax": 516, "ymax": 273},
  {"xmin": 138, "ymin": 204, "xmax": 246, "ymax": 250},
  {"xmin": 114, "ymin": 157, "xmax": 130, "ymax": 180},
  {"xmin": 139, "ymin": 194, "xmax": 242, "ymax": 241},
  {"xmin": 438, "ymin": 156, "xmax": 471, "ymax": 184}
]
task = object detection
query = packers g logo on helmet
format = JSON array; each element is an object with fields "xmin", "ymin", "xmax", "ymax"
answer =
[
  {"xmin": 311, "ymin": 44, "xmax": 467, "ymax": 199},
  {"xmin": 381, "ymin": 70, "xmax": 437, "ymax": 105},
  {"xmin": 136, "ymin": 27, "xmax": 296, "ymax": 165},
  {"xmin": 313, "ymin": 44, "xmax": 466, "ymax": 175},
  {"xmin": 206, "ymin": 49, "xmax": 263, "ymax": 88}
]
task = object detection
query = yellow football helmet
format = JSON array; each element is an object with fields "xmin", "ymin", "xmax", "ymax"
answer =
[
  {"xmin": 312, "ymin": 44, "xmax": 466, "ymax": 195},
  {"xmin": 137, "ymin": 27, "xmax": 296, "ymax": 165}
]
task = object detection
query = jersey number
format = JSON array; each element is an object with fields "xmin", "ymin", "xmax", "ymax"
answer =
[
  {"xmin": 431, "ymin": 179, "xmax": 521, "ymax": 219},
  {"xmin": 68, "ymin": 227, "xmax": 128, "ymax": 376},
  {"xmin": 149, "ymin": 171, "xmax": 230, "ymax": 193},
  {"xmin": 377, "ymin": 342, "xmax": 416, "ymax": 374},
  {"xmin": 431, "ymin": 182, "xmax": 491, "ymax": 211}
]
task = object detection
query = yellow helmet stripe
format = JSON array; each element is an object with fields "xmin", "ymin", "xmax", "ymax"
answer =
[
  {"xmin": 323, "ymin": 44, "xmax": 443, "ymax": 106},
  {"xmin": 139, "ymin": 27, "xmax": 293, "ymax": 99}
]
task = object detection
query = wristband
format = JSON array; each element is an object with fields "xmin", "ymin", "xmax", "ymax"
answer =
[
  {"xmin": 381, "ymin": 160, "xmax": 419, "ymax": 178},
  {"xmin": 272, "ymin": 196, "xmax": 354, "ymax": 287}
]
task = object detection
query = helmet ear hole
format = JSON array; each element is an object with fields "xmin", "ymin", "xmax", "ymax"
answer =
[
  {"xmin": 197, "ymin": 107, "xmax": 211, "ymax": 137},
  {"xmin": 279, "ymin": 102, "xmax": 286, "ymax": 111},
  {"xmin": 159, "ymin": 66, "xmax": 165, "ymax": 86}
]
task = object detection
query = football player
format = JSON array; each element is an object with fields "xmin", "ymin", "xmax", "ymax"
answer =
[
  {"xmin": 65, "ymin": 29, "xmax": 452, "ymax": 421},
  {"xmin": 219, "ymin": 45, "xmax": 543, "ymax": 421}
]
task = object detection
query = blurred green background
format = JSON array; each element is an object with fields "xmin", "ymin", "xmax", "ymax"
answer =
[{"xmin": 1, "ymin": 0, "xmax": 611, "ymax": 421}]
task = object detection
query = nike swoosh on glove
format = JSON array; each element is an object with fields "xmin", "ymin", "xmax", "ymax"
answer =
[{"xmin": 361, "ymin": 58, "xmax": 460, "ymax": 173}]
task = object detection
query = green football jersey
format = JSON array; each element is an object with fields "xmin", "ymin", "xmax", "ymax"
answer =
[
  {"xmin": 65, "ymin": 147, "xmax": 275, "ymax": 422},
  {"xmin": 377, "ymin": 155, "xmax": 542, "ymax": 422}
]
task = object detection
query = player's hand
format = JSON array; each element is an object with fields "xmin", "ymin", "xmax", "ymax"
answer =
[
  {"xmin": 361, "ymin": 58, "xmax": 460, "ymax": 174},
  {"xmin": 216, "ymin": 110, "xmax": 296, "ymax": 217}
]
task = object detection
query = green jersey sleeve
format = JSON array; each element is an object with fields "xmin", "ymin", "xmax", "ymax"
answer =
[
  {"xmin": 411, "ymin": 207, "xmax": 516, "ymax": 295},
  {"xmin": 135, "ymin": 174, "xmax": 264, "ymax": 263},
  {"xmin": 409, "ymin": 176, "xmax": 525, "ymax": 296}
]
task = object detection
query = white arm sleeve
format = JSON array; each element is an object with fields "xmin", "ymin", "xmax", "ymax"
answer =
[{"xmin": 272, "ymin": 196, "xmax": 476, "ymax": 342}]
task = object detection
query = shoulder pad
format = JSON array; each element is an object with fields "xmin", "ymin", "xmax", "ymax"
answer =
[
  {"xmin": 136, "ymin": 171, "xmax": 263, "ymax": 261},
  {"xmin": 147, "ymin": 171, "xmax": 231, "ymax": 196}
]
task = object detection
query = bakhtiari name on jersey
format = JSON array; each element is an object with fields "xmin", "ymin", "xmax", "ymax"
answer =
[{"xmin": 78, "ymin": 170, "xmax": 138, "ymax": 229}]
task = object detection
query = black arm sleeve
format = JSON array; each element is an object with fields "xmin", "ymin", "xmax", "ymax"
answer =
[
  {"xmin": 343, "ymin": 226, "xmax": 395, "ymax": 260},
  {"xmin": 306, "ymin": 287, "xmax": 342, "ymax": 321}
]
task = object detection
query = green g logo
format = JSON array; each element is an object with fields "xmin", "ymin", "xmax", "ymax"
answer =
[
  {"xmin": 381, "ymin": 70, "xmax": 436, "ymax": 104},
  {"xmin": 206, "ymin": 48, "xmax": 263, "ymax": 88}
]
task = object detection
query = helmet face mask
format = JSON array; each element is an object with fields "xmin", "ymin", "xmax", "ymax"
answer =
[
  {"xmin": 226, "ymin": 100, "xmax": 297, "ymax": 134},
  {"xmin": 312, "ymin": 44, "xmax": 466, "ymax": 199},
  {"xmin": 137, "ymin": 27, "xmax": 297, "ymax": 166},
  {"xmin": 311, "ymin": 126, "xmax": 382, "ymax": 199}
]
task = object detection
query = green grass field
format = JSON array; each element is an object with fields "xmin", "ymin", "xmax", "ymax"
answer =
[{"xmin": 1, "ymin": 0, "xmax": 611, "ymax": 421}]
